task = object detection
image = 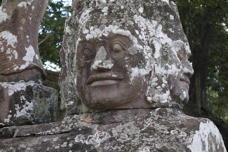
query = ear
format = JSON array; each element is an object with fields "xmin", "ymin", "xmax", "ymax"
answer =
[{"xmin": 73, "ymin": 0, "xmax": 84, "ymax": 15}]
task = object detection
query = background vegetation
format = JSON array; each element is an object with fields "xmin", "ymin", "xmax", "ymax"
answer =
[
  {"xmin": 38, "ymin": 0, "xmax": 228, "ymax": 147},
  {"xmin": 39, "ymin": 0, "xmax": 70, "ymax": 65},
  {"xmin": 175, "ymin": 0, "xmax": 228, "ymax": 120}
]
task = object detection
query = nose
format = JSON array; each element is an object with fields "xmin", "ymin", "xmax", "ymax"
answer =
[
  {"xmin": 91, "ymin": 46, "xmax": 114, "ymax": 72},
  {"xmin": 183, "ymin": 61, "xmax": 194, "ymax": 78}
]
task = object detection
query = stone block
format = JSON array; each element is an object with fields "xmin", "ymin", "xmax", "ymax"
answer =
[{"xmin": 0, "ymin": 81, "xmax": 59, "ymax": 127}]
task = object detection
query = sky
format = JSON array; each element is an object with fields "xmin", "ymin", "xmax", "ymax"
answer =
[{"xmin": 53, "ymin": 0, "xmax": 72, "ymax": 6}]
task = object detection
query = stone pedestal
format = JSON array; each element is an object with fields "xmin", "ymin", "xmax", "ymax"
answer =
[
  {"xmin": 0, "ymin": 108, "xmax": 226, "ymax": 152},
  {"xmin": 0, "ymin": 81, "xmax": 59, "ymax": 127}
]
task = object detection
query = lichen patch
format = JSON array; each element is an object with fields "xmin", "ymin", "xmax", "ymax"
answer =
[{"xmin": 0, "ymin": 6, "xmax": 9, "ymax": 23}]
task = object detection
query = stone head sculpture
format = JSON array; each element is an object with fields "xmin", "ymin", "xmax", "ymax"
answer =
[{"xmin": 60, "ymin": 0, "xmax": 194, "ymax": 114}]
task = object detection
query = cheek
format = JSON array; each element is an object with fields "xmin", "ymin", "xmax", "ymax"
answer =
[
  {"xmin": 125, "ymin": 53, "xmax": 146, "ymax": 68},
  {"xmin": 132, "ymin": 77, "xmax": 147, "ymax": 91},
  {"xmin": 110, "ymin": 56, "xmax": 129, "ymax": 75},
  {"xmin": 76, "ymin": 66, "xmax": 90, "ymax": 90},
  {"xmin": 79, "ymin": 62, "xmax": 92, "ymax": 77}
]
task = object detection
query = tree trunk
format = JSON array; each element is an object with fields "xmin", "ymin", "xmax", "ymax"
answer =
[{"xmin": 185, "ymin": 45, "xmax": 208, "ymax": 116}]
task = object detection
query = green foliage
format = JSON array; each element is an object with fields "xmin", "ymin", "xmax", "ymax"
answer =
[{"xmin": 39, "ymin": 0, "xmax": 71, "ymax": 65}]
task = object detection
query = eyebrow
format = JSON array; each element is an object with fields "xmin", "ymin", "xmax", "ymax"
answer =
[{"xmin": 111, "ymin": 38, "xmax": 130, "ymax": 49}]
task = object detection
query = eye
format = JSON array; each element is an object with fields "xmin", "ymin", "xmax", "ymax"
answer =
[
  {"xmin": 83, "ymin": 48, "xmax": 95, "ymax": 61},
  {"xmin": 177, "ymin": 49, "xmax": 188, "ymax": 62},
  {"xmin": 112, "ymin": 43, "xmax": 123, "ymax": 52}
]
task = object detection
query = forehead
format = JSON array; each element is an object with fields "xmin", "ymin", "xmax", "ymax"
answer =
[{"xmin": 79, "ymin": 34, "xmax": 132, "ymax": 45}]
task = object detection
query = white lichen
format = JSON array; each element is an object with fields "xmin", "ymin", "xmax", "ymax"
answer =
[
  {"xmin": 138, "ymin": 7, "xmax": 144, "ymax": 14},
  {"xmin": 132, "ymin": 13, "xmax": 193, "ymax": 104},
  {"xmin": 79, "ymin": 8, "xmax": 93, "ymax": 27},
  {"xmin": 6, "ymin": 48, "xmax": 18, "ymax": 60},
  {"xmin": 0, "ymin": 31, "xmax": 18, "ymax": 48},
  {"xmin": 65, "ymin": 25, "xmax": 72, "ymax": 35},
  {"xmin": 23, "ymin": 45, "xmax": 36, "ymax": 62},
  {"xmin": 102, "ymin": 6, "xmax": 108, "ymax": 15},
  {"xmin": 130, "ymin": 67, "xmax": 149, "ymax": 82},
  {"xmin": 0, "ymin": 6, "xmax": 9, "ymax": 23},
  {"xmin": 0, "ymin": 81, "xmax": 36, "ymax": 96},
  {"xmin": 170, "ymin": 15, "xmax": 174, "ymax": 20},
  {"xmin": 91, "ymin": 60, "xmax": 113, "ymax": 70},
  {"xmin": 14, "ymin": 45, "xmax": 36, "ymax": 70},
  {"xmin": 14, "ymin": 101, "xmax": 34, "ymax": 118},
  {"xmin": 161, "ymin": 0, "xmax": 170, "ymax": 4},
  {"xmin": 17, "ymin": 1, "xmax": 32, "ymax": 8},
  {"xmin": 188, "ymin": 120, "xmax": 227, "ymax": 152},
  {"xmin": 3, "ymin": 114, "xmax": 12, "ymax": 123},
  {"xmin": 17, "ymin": 0, "xmax": 33, "ymax": 8},
  {"xmin": 74, "ymin": 131, "xmax": 111, "ymax": 147},
  {"xmin": 85, "ymin": 25, "xmax": 143, "ymax": 55}
]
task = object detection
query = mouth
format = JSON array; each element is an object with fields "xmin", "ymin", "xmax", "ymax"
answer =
[
  {"xmin": 180, "ymin": 75, "xmax": 190, "ymax": 84},
  {"xmin": 87, "ymin": 73, "xmax": 124, "ymax": 87}
]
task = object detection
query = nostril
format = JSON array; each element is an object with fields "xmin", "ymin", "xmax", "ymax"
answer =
[
  {"xmin": 183, "ymin": 69, "xmax": 193, "ymax": 77},
  {"xmin": 91, "ymin": 59, "xmax": 114, "ymax": 71},
  {"xmin": 186, "ymin": 72, "xmax": 193, "ymax": 78}
]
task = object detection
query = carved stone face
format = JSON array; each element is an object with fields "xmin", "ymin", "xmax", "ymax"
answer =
[
  {"xmin": 77, "ymin": 34, "xmax": 151, "ymax": 110},
  {"xmin": 169, "ymin": 48, "xmax": 193, "ymax": 103},
  {"xmin": 60, "ymin": 0, "xmax": 194, "ymax": 113}
]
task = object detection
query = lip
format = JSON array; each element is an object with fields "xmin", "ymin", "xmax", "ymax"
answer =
[
  {"xmin": 90, "ymin": 80, "xmax": 119, "ymax": 87},
  {"xmin": 87, "ymin": 73, "xmax": 124, "ymax": 86}
]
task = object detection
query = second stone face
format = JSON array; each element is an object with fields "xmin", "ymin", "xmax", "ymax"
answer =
[{"xmin": 0, "ymin": 81, "xmax": 59, "ymax": 126}]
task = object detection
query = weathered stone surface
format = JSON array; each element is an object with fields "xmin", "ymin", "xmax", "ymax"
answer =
[
  {"xmin": 60, "ymin": 0, "xmax": 194, "ymax": 114},
  {"xmin": 0, "ymin": 0, "xmax": 47, "ymax": 77},
  {"xmin": 0, "ymin": 81, "xmax": 59, "ymax": 126},
  {"xmin": 0, "ymin": 1, "xmax": 226, "ymax": 152},
  {"xmin": 0, "ymin": 108, "xmax": 226, "ymax": 152},
  {"xmin": 53, "ymin": 0, "xmax": 227, "ymax": 151},
  {"xmin": 0, "ymin": 0, "xmax": 49, "ymax": 126}
]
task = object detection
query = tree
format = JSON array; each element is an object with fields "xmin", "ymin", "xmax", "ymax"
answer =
[{"xmin": 39, "ymin": 0, "xmax": 70, "ymax": 65}]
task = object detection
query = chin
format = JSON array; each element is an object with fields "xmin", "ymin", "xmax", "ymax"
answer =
[
  {"xmin": 179, "ymin": 88, "xmax": 190, "ymax": 102},
  {"xmin": 83, "ymin": 84, "xmax": 135, "ymax": 109},
  {"xmin": 84, "ymin": 97, "xmax": 132, "ymax": 110},
  {"xmin": 172, "ymin": 86, "xmax": 190, "ymax": 103},
  {"xmin": 170, "ymin": 78, "xmax": 190, "ymax": 101}
]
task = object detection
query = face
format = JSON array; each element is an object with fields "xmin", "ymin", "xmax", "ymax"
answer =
[
  {"xmin": 61, "ymin": 0, "xmax": 195, "ymax": 113},
  {"xmin": 144, "ymin": 37, "xmax": 193, "ymax": 105},
  {"xmin": 169, "ymin": 46, "xmax": 193, "ymax": 103},
  {"xmin": 76, "ymin": 34, "xmax": 150, "ymax": 110}
]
